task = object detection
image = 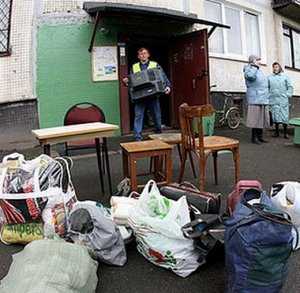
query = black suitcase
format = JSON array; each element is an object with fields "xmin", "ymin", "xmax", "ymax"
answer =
[{"xmin": 160, "ymin": 182, "xmax": 221, "ymax": 214}]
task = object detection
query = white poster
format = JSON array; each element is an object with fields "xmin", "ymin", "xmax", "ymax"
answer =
[{"xmin": 92, "ymin": 46, "xmax": 118, "ymax": 82}]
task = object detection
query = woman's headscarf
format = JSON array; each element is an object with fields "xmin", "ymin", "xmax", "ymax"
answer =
[{"xmin": 248, "ymin": 55, "xmax": 261, "ymax": 65}]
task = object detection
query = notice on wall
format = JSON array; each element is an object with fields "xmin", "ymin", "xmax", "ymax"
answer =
[{"xmin": 92, "ymin": 46, "xmax": 118, "ymax": 82}]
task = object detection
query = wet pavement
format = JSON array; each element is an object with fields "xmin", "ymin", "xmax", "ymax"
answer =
[{"xmin": 0, "ymin": 126, "xmax": 300, "ymax": 293}]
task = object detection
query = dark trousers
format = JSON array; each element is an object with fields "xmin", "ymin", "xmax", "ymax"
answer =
[{"xmin": 134, "ymin": 97, "xmax": 161, "ymax": 141}]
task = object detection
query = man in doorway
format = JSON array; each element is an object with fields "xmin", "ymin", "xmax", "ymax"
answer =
[{"xmin": 123, "ymin": 47, "xmax": 171, "ymax": 141}]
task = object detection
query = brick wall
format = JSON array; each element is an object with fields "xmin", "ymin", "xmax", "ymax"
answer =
[{"xmin": 0, "ymin": 0, "xmax": 35, "ymax": 104}]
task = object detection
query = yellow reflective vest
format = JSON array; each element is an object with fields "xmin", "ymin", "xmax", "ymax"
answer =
[{"xmin": 132, "ymin": 61, "xmax": 157, "ymax": 73}]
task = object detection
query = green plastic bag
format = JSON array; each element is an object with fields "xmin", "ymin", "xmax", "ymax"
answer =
[{"xmin": 0, "ymin": 239, "xmax": 98, "ymax": 293}]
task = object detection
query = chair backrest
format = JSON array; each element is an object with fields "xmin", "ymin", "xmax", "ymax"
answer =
[
  {"xmin": 179, "ymin": 103, "xmax": 215, "ymax": 154},
  {"xmin": 64, "ymin": 103, "xmax": 105, "ymax": 125}
]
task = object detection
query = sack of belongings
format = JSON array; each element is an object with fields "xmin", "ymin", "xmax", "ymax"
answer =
[
  {"xmin": 225, "ymin": 188, "xmax": 296, "ymax": 293},
  {"xmin": 0, "ymin": 153, "xmax": 77, "ymax": 243},
  {"xmin": 0, "ymin": 239, "xmax": 98, "ymax": 293},
  {"xmin": 271, "ymin": 181, "xmax": 300, "ymax": 249},
  {"xmin": 128, "ymin": 180, "xmax": 200, "ymax": 278},
  {"xmin": 68, "ymin": 201, "xmax": 127, "ymax": 266}
]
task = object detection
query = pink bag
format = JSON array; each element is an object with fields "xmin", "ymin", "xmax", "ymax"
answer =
[{"xmin": 227, "ymin": 180, "xmax": 262, "ymax": 216}]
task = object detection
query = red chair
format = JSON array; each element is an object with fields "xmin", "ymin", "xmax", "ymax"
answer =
[{"xmin": 64, "ymin": 103, "xmax": 112, "ymax": 194}]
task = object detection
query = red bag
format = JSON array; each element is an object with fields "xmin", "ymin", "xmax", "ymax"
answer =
[{"xmin": 227, "ymin": 180, "xmax": 262, "ymax": 216}]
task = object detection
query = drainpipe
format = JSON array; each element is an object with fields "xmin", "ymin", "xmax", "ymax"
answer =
[{"xmin": 182, "ymin": 0, "xmax": 190, "ymax": 14}]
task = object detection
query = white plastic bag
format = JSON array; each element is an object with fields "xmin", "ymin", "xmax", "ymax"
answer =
[
  {"xmin": 129, "ymin": 180, "xmax": 200, "ymax": 277},
  {"xmin": 110, "ymin": 195, "xmax": 138, "ymax": 226},
  {"xmin": 271, "ymin": 181, "xmax": 300, "ymax": 249}
]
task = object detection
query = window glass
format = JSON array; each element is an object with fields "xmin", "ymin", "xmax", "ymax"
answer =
[
  {"xmin": 204, "ymin": 0, "xmax": 224, "ymax": 53},
  {"xmin": 245, "ymin": 12, "xmax": 261, "ymax": 57},
  {"xmin": 283, "ymin": 35, "xmax": 292, "ymax": 67},
  {"xmin": 292, "ymin": 30, "xmax": 300, "ymax": 69},
  {"xmin": 225, "ymin": 7, "xmax": 242, "ymax": 55}
]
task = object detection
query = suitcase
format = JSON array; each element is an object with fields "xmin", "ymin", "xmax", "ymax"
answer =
[
  {"xmin": 160, "ymin": 182, "xmax": 221, "ymax": 214},
  {"xmin": 227, "ymin": 180, "xmax": 262, "ymax": 216}
]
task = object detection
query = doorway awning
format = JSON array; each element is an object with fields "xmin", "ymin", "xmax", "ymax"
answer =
[{"xmin": 83, "ymin": 2, "xmax": 230, "ymax": 52}]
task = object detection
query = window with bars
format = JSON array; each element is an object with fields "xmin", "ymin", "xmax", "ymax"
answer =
[{"xmin": 0, "ymin": 0, "xmax": 13, "ymax": 56}]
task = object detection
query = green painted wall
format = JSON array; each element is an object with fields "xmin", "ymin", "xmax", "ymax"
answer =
[{"xmin": 37, "ymin": 23, "xmax": 120, "ymax": 130}]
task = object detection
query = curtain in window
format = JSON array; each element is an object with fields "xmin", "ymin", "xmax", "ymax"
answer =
[
  {"xmin": 204, "ymin": 0, "xmax": 224, "ymax": 54},
  {"xmin": 245, "ymin": 12, "xmax": 261, "ymax": 57},
  {"xmin": 225, "ymin": 7, "xmax": 242, "ymax": 55}
]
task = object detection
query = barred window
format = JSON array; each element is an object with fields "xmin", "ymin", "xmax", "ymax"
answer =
[{"xmin": 0, "ymin": 0, "xmax": 13, "ymax": 56}]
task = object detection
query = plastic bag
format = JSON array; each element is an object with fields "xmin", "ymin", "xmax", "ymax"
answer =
[
  {"xmin": 0, "ymin": 153, "xmax": 77, "ymax": 239},
  {"xmin": 0, "ymin": 223, "xmax": 44, "ymax": 244},
  {"xmin": 68, "ymin": 201, "xmax": 127, "ymax": 266},
  {"xmin": 271, "ymin": 181, "xmax": 300, "ymax": 249},
  {"xmin": 129, "ymin": 180, "xmax": 200, "ymax": 278},
  {"xmin": 0, "ymin": 239, "xmax": 98, "ymax": 293},
  {"xmin": 110, "ymin": 195, "xmax": 138, "ymax": 226}
]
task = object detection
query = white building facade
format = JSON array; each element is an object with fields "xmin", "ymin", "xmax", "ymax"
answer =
[{"xmin": 0, "ymin": 0, "xmax": 299, "ymax": 134}]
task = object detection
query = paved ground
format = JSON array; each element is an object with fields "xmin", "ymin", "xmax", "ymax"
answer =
[{"xmin": 0, "ymin": 126, "xmax": 300, "ymax": 292}]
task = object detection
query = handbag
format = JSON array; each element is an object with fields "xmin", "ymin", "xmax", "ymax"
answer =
[
  {"xmin": 182, "ymin": 213, "xmax": 225, "ymax": 265},
  {"xmin": 160, "ymin": 182, "xmax": 221, "ymax": 214}
]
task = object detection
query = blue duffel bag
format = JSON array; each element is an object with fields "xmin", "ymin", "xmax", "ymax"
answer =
[{"xmin": 225, "ymin": 189, "xmax": 296, "ymax": 293}]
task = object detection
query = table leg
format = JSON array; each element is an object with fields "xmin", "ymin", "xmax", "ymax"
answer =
[
  {"xmin": 129, "ymin": 155, "xmax": 137, "ymax": 192},
  {"xmin": 95, "ymin": 138, "xmax": 105, "ymax": 194},
  {"xmin": 122, "ymin": 150, "xmax": 129, "ymax": 178},
  {"xmin": 43, "ymin": 144, "xmax": 51, "ymax": 156},
  {"xmin": 166, "ymin": 151, "xmax": 173, "ymax": 184},
  {"xmin": 103, "ymin": 137, "xmax": 112, "ymax": 195}
]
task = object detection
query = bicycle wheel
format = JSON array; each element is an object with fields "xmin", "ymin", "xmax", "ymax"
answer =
[{"xmin": 227, "ymin": 108, "xmax": 241, "ymax": 130}]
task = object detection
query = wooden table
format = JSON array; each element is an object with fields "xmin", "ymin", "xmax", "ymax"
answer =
[
  {"xmin": 32, "ymin": 122, "xmax": 119, "ymax": 194},
  {"xmin": 120, "ymin": 140, "xmax": 173, "ymax": 191}
]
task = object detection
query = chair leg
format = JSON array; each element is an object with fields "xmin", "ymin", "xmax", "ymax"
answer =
[
  {"xmin": 65, "ymin": 143, "xmax": 69, "ymax": 157},
  {"xmin": 149, "ymin": 157, "xmax": 153, "ymax": 174},
  {"xmin": 199, "ymin": 156, "xmax": 206, "ymax": 192},
  {"xmin": 233, "ymin": 147, "xmax": 240, "ymax": 184},
  {"xmin": 178, "ymin": 149, "xmax": 187, "ymax": 183},
  {"xmin": 103, "ymin": 138, "xmax": 112, "ymax": 195},
  {"xmin": 102, "ymin": 142, "xmax": 106, "ymax": 175},
  {"xmin": 177, "ymin": 144, "xmax": 182, "ymax": 162},
  {"xmin": 188, "ymin": 151, "xmax": 197, "ymax": 178},
  {"xmin": 212, "ymin": 151, "xmax": 218, "ymax": 185}
]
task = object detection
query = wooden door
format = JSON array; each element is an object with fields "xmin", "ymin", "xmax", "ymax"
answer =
[{"xmin": 170, "ymin": 29, "xmax": 210, "ymax": 126}]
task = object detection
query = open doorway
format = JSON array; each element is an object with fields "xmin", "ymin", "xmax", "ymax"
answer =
[{"xmin": 126, "ymin": 35, "xmax": 172, "ymax": 131}]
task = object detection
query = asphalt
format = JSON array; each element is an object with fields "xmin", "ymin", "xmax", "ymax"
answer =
[{"xmin": 0, "ymin": 126, "xmax": 300, "ymax": 293}]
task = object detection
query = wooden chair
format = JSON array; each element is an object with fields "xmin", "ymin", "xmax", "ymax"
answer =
[
  {"xmin": 178, "ymin": 103, "xmax": 240, "ymax": 191},
  {"xmin": 64, "ymin": 103, "xmax": 112, "ymax": 194}
]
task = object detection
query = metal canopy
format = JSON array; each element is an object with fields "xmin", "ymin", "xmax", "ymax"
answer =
[
  {"xmin": 83, "ymin": 2, "xmax": 230, "ymax": 52},
  {"xmin": 272, "ymin": 0, "xmax": 300, "ymax": 22}
]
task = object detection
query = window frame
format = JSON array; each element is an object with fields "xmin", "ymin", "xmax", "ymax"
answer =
[
  {"xmin": 204, "ymin": 0, "xmax": 266, "ymax": 63},
  {"xmin": 283, "ymin": 24, "xmax": 300, "ymax": 72},
  {"xmin": 0, "ymin": 0, "xmax": 13, "ymax": 57}
]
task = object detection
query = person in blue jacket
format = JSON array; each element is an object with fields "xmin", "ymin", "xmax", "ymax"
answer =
[
  {"xmin": 244, "ymin": 55, "xmax": 270, "ymax": 144},
  {"xmin": 268, "ymin": 62, "xmax": 293, "ymax": 139}
]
